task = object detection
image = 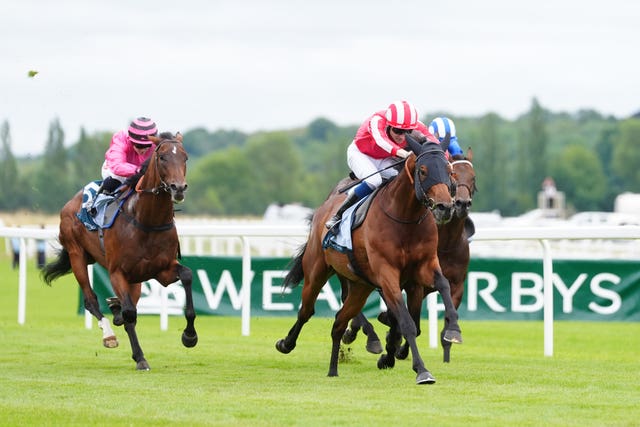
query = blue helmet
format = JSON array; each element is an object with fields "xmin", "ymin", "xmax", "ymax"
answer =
[
  {"xmin": 428, "ymin": 117, "xmax": 457, "ymax": 142},
  {"xmin": 429, "ymin": 117, "xmax": 463, "ymax": 156}
]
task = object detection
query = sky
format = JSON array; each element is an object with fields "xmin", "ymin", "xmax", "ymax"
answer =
[{"xmin": 2, "ymin": 0, "xmax": 639, "ymax": 157}]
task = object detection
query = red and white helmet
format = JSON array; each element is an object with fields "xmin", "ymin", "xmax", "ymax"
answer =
[
  {"xmin": 128, "ymin": 117, "xmax": 158, "ymax": 145},
  {"xmin": 384, "ymin": 100, "xmax": 419, "ymax": 130}
]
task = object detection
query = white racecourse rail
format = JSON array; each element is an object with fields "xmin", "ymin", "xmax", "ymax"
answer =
[{"xmin": 2, "ymin": 223, "xmax": 640, "ymax": 357}]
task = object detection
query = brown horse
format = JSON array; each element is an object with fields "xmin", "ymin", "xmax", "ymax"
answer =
[
  {"xmin": 345, "ymin": 149, "xmax": 476, "ymax": 363},
  {"xmin": 41, "ymin": 132, "xmax": 197, "ymax": 370},
  {"xmin": 275, "ymin": 141, "xmax": 461, "ymax": 385}
]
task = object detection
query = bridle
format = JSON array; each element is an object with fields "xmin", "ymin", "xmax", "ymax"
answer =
[
  {"xmin": 450, "ymin": 159, "xmax": 476, "ymax": 197},
  {"xmin": 379, "ymin": 149, "xmax": 449, "ymax": 224},
  {"xmin": 135, "ymin": 139, "xmax": 184, "ymax": 195}
]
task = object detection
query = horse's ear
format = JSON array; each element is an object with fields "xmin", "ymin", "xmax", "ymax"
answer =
[
  {"xmin": 440, "ymin": 133, "xmax": 451, "ymax": 152},
  {"xmin": 148, "ymin": 135, "xmax": 160, "ymax": 143},
  {"xmin": 405, "ymin": 133, "xmax": 423, "ymax": 154},
  {"xmin": 175, "ymin": 132, "xmax": 183, "ymax": 143},
  {"xmin": 466, "ymin": 147, "xmax": 473, "ymax": 162}
]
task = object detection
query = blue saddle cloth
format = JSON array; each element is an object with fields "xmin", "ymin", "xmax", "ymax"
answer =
[
  {"xmin": 322, "ymin": 197, "xmax": 368, "ymax": 253},
  {"xmin": 76, "ymin": 181, "xmax": 121, "ymax": 231}
]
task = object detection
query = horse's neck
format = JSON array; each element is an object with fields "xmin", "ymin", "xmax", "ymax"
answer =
[
  {"xmin": 438, "ymin": 214, "xmax": 466, "ymax": 249},
  {"xmin": 131, "ymin": 172, "xmax": 174, "ymax": 226},
  {"xmin": 381, "ymin": 166, "xmax": 422, "ymax": 215}
]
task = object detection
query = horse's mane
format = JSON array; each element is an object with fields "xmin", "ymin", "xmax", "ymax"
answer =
[{"xmin": 450, "ymin": 154, "xmax": 466, "ymax": 161}]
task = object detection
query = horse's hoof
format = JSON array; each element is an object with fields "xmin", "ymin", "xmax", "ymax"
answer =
[
  {"xmin": 377, "ymin": 354, "xmax": 395, "ymax": 370},
  {"xmin": 444, "ymin": 330, "xmax": 463, "ymax": 344},
  {"xmin": 341, "ymin": 328, "xmax": 358, "ymax": 345},
  {"xmin": 416, "ymin": 371, "xmax": 436, "ymax": 385},
  {"xmin": 113, "ymin": 315, "xmax": 124, "ymax": 326},
  {"xmin": 102, "ymin": 336, "xmax": 119, "ymax": 348},
  {"xmin": 276, "ymin": 339, "xmax": 293, "ymax": 354},
  {"xmin": 366, "ymin": 339, "xmax": 383, "ymax": 354},
  {"xmin": 395, "ymin": 344, "xmax": 409, "ymax": 360},
  {"xmin": 182, "ymin": 331, "xmax": 198, "ymax": 348},
  {"xmin": 136, "ymin": 360, "xmax": 150, "ymax": 371}
]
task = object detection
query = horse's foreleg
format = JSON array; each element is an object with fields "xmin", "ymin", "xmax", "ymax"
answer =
[
  {"xmin": 442, "ymin": 278, "xmax": 464, "ymax": 362},
  {"xmin": 383, "ymin": 290, "xmax": 435, "ymax": 385},
  {"xmin": 433, "ymin": 270, "xmax": 463, "ymax": 344},
  {"xmin": 177, "ymin": 264, "xmax": 198, "ymax": 348},
  {"xmin": 112, "ymin": 275, "xmax": 148, "ymax": 370}
]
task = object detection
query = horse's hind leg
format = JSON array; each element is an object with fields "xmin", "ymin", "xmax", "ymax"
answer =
[
  {"xmin": 68, "ymin": 252, "xmax": 118, "ymax": 348},
  {"xmin": 276, "ymin": 271, "xmax": 331, "ymax": 355},
  {"xmin": 359, "ymin": 313, "xmax": 383, "ymax": 354},
  {"xmin": 328, "ymin": 285, "xmax": 371, "ymax": 377},
  {"xmin": 112, "ymin": 276, "xmax": 149, "ymax": 370}
]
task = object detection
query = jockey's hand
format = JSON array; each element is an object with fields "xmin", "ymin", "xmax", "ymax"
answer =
[{"xmin": 396, "ymin": 149, "xmax": 410, "ymax": 159}]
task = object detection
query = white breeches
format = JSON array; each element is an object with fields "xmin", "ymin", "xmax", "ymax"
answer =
[
  {"xmin": 101, "ymin": 161, "xmax": 127, "ymax": 182},
  {"xmin": 347, "ymin": 141, "xmax": 400, "ymax": 189}
]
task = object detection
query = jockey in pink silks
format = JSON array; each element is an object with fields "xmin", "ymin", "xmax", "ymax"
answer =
[{"xmin": 99, "ymin": 117, "xmax": 158, "ymax": 194}]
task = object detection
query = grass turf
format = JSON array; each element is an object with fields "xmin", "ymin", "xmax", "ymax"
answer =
[{"xmin": 0, "ymin": 246, "xmax": 638, "ymax": 426}]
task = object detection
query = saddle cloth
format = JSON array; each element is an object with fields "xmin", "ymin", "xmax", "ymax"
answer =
[{"xmin": 76, "ymin": 180, "xmax": 120, "ymax": 231}]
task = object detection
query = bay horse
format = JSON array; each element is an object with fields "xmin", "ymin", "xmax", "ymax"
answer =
[
  {"xmin": 275, "ymin": 141, "xmax": 462, "ymax": 385},
  {"xmin": 344, "ymin": 149, "xmax": 476, "ymax": 363},
  {"xmin": 41, "ymin": 132, "xmax": 197, "ymax": 371}
]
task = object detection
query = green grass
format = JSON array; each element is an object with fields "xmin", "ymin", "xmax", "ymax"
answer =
[{"xmin": 1, "ymin": 247, "xmax": 639, "ymax": 426}]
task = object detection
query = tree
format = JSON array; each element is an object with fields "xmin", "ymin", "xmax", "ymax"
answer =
[
  {"xmin": 517, "ymin": 98, "xmax": 549, "ymax": 210},
  {"xmin": 32, "ymin": 118, "xmax": 72, "ymax": 212},
  {"xmin": 0, "ymin": 121, "xmax": 19, "ymax": 210},
  {"xmin": 244, "ymin": 132, "xmax": 304, "ymax": 213},
  {"xmin": 550, "ymin": 144, "xmax": 606, "ymax": 211},
  {"xmin": 70, "ymin": 128, "xmax": 111, "ymax": 189},
  {"xmin": 611, "ymin": 118, "xmax": 640, "ymax": 192},
  {"xmin": 184, "ymin": 147, "xmax": 252, "ymax": 216},
  {"xmin": 473, "ymin": 113, "xmax": 506, "ymax": 213}
]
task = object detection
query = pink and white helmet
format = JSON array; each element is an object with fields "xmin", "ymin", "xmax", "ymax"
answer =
[
  {"xmin": 128, "ymin": 117, "xmax": 158, "ymax": 145},
  {"xmin": 384, "ymin": 100, "xmax": 419, "ymax": 130}
]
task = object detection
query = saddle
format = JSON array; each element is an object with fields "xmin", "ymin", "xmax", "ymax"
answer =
[{"xmin": 322, "ymin": 183, "xmax": 385, "ymax": 253}]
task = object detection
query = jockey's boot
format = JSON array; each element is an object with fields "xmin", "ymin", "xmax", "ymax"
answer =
[
  {"xmin": 89, "ymin": 177, "xmax": 121, "ymax": 216},
  {"xmin": 325, "ymin": 192, "xmax": 359, "ymax": 229}
]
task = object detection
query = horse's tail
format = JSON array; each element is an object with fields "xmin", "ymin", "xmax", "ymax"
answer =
[
  {"xmin": 41, "ymin": 247, "xmax": 72, "ymax": 286},
  {"xmin": 283, "ymin": 242, "xmax": 307, "ymax": 289}
]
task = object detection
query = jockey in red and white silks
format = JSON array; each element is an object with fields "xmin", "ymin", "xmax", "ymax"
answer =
[{"xmin": 326, "ymin": 100, "xmax": 439, "ymax": 229}]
